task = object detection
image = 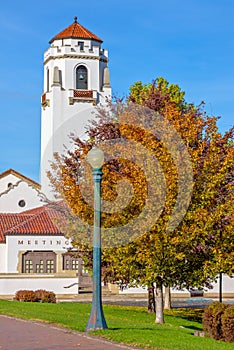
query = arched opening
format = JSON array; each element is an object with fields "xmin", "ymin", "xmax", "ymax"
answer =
[{"xmin": 76, "ymin": 65, "xmax": 88, "ymax": 90}]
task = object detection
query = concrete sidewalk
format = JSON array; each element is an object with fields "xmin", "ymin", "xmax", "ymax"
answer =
[
  {"xmin": 0, "ymin": 315, "xmax": 143, "ymax": 350},
  {"xmin": 60, "ymin": 293, "xmax": 234, "ymax": 308}
]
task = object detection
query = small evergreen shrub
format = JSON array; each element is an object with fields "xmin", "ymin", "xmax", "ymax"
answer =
[
  {"xmin": 35, "ymin": 289, "xmax": 47, "ymax": 301},
  {"xmin": 15, "ymin": 289, "xmax": 56, "ymax": 303},
  {"xmin": 202, "ymin": 302, "xmax": 228, "ymax": 340},
  {"xmin": 15, "ymin": 290, "xmax": 36, "ymax": 302},
  {"xmin": 41, "ymin": 291, "xmax": 56, "ymax": 303},
  {"xmin": 222, "ymin": 304, "xmax": 234, "ymax": 342}
]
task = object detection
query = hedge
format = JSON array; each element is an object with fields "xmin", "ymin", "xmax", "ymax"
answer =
[
  {"xmin": 15, "ymin": 289, "xmax": 56, "ymax": 303},
  {"xmin": 202, "ymin": 302, "xmax": 234, "ymax": 342}
]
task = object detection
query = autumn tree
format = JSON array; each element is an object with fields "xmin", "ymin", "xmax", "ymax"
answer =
[
  {"xmin": 49, "ymin": 78, "xmax": 233, "ymax": 324},
  {"xmin": 127, "ymin": 79, "xmax": 234, "ymax": 319}
]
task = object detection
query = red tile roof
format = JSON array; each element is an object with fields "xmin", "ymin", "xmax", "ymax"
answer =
[
  {"xmin": 0, "ymin": 214, "xmax": 30, "ymax": 242},
  {"xmin": 49, "ymin": 17, "xmax": 102, "ymax": 44},
  {"xmin": 0, "ymin": 205, "xmax": 66, "ymax": 242},
  {"xmin": 0, "ymin": 169, "xmax": 41, "ymax": 189},
  {"xmin": 6, "ymin": 211, "xmax": 62, "ymax": 235}
]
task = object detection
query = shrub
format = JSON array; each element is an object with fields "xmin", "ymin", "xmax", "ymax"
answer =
[
  {"xmin": 35, "ymin": 289, "xmax": 47, "ymax": 301},
  {"xmin": 202, "ymin": 302, "xmax": 228, "ymax": 340},
  {"xmin": 15, "ymin": 290, "xmax": 36, "ymax": 302},
  {"xmin": 15, "ymin": 289, "xmax": 56, "ymax": 303},
  {"xmin": 222, "ymin": 304, "xmax": 234, "ymax": 342},
  {"xmin": 41, "ymin": 291, "xmax": 56, "ymax": 303}
]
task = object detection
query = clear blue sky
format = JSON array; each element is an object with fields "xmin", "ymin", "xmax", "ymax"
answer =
[{"xmin": 0, "ymin": 0, "xmax": 233, "ymax": 182}]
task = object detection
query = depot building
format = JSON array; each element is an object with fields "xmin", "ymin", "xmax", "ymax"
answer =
[
  {"xmin": 0, "ymin": 201, "xmax": 91, "ymax": 297},
  {"xmin": 0, "ymin": 17, "xmax": 109, "ymax": 298}
]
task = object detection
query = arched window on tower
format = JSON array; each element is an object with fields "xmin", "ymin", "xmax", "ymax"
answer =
[{"xmin": 76, "ymin": 65, "xmax": 88, "ymax": 90}]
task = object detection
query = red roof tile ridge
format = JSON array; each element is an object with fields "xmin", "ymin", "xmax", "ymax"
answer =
[
  {"xmin": 20, "ymin": 205, "xmax": 48, "ymax": 215},
  {"xmin": 21, "ymin": 205, "xmax": 65, "ymax": 222},
  {"xmin": 0, "ymin": 212, "xmax": 31, "ymax": 217}
]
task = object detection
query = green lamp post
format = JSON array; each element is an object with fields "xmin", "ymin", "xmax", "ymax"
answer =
[{"xmin": 86, "ymin": 146, "xmax": 108, "ymax": 331}]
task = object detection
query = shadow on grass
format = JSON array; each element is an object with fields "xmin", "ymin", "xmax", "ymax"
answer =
[
  {"xmin": 166, "ymin": 308, "xmax": 203, "ymax": 322},
  {"xmin": 106, "ymin": 327, "xmax": 156, "ymax": 331},
  {"xmin": 183, "ymin": 325, "xmax": 202, "ymax": 331}
]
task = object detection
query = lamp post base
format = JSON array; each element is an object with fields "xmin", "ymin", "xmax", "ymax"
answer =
[{"xmin": 86, "ymin": 305, "xmax": 108, "ymax": 331}]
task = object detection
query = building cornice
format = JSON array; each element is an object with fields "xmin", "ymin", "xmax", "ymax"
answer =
[{"xmin": 44, "ymin": 54, "xmax": 108, "ymax": 65}]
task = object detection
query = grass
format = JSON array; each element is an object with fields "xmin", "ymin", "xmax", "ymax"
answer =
[{"xmin": 0, "ymin": 300, "xmax": 233, "ymax": 350}]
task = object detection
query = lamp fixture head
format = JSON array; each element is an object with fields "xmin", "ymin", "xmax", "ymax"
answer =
[{"xmin": 86, "ymin": 146, "xmax": 104, "ymax": 169}]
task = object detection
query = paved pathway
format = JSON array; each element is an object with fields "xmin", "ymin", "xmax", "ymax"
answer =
[{"xmin": 0, "ymin": 315, "xmax": 143, "ymax": 350}]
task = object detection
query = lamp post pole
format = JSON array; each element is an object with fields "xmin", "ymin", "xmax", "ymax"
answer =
[{"xmin": 86, "ymin": 147, "xmax": 107, "ymax": 331}]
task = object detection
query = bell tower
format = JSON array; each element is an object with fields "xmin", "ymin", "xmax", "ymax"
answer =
[{"xmin": 40, "ymin": 17, "xmax": 111, "ymax": 198}]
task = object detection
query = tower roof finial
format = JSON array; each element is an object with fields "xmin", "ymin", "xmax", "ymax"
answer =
[{"xmin": 49, "ymin": 17, "xmax": 103, "ymax": 44}]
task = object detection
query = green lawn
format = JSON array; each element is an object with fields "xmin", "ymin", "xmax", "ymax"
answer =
[{"xmin": 0, "ymin": 300, "xmax": 233, "ymax": 350}]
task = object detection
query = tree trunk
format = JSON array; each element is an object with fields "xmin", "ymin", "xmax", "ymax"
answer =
[
  {"xmin": 147, "ymin": 283, "xmax": 156, "ymax": 313},
  {"xmin": 164, "ymin": 285, "xmax": 171, "ymax": 310},
  {"xmin": 155, "ymin": 281, "xmax": 164, "ymax": 324}
]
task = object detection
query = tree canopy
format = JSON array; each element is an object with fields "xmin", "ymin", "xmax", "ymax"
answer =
[{"xmin": 49, "ymin": 77, "xmax": 234, "ymax": 323}]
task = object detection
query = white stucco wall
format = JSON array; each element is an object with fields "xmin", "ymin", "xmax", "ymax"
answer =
[
  {"xmin": 0, "ymin": 180, "xmax": 44, "ymax": 213},
  {"xmin": 0, "ymin": 173, "xmax": 19, "ymax": 193},
  {"xmin": 119, "ymin": 275, "xmax": 234, "ymax": 297},
  {"xmin": 207, "ymin": 275, "xmax": 234, "ymax": 295},
  {"xmin": 0, "ymin": 244, "xmax": 6, "ymax": 272},
  {"xmin": 0, "ymin": 235, "xmax": 80, "ymax": 296},
  {"xmin": 0, "ymin": 276, "xmax": 78, "ymax": 296},
  {"xmin": 6, "ymin": 235, "xmax": 71, "ymax": 273}
]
